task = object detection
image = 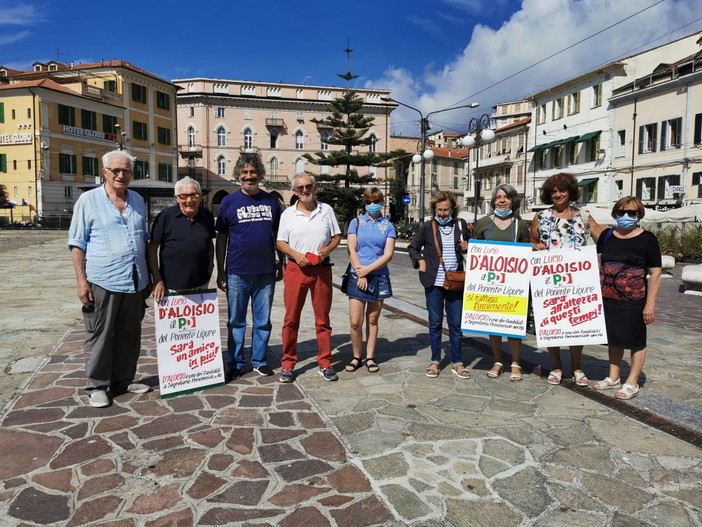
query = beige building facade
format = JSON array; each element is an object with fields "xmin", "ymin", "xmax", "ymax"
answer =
[
  {"xmin": 610, "ymin": 47, "xmax": 702, "ymax": 207},
  {"xmin": 172, "ymin": 78, "xmax": 394, "ymax": 212},
  {"xmin": 0, "ymin": 60, "xmax": 178, "ymax": 224}
]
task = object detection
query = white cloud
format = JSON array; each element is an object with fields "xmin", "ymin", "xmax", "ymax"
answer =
[
  {"xmin": 0, "ymin": 30, "xmax": 30, "ymax": 46},
  {"xmin": 0, "ymin": 3, "xmax": 43, "ymax": 25},
  {"xmin": 366, "ymin": 0, "xmax": 700, "ymax": 136}
]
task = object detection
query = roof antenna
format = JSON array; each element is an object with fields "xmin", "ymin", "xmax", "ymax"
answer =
[{"xmin": 337, "ymin": 38, "xmax": 358, "ymax": 88}]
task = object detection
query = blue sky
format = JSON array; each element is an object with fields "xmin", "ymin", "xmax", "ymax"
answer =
[{"xmin": 1, "ymin": 0, "xmax": 700, "ymax": 136}]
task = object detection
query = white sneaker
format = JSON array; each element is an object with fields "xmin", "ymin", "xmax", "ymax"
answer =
[
  {"xmin": 127, "ymin": 383, "xmax": 150, "ymax": 394},
  {"xmin": 88, "ymin": 390, "xmax": 110, "ymax": 408}
]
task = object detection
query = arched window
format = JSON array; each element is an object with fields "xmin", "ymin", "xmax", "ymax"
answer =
[
  {"xmin": 295, "ymin": 130, "xmax": 304, "ymax": 150},
  {"xmin": 369, "ymin": 133, "xmax": 377, "ymax": 153},
  {"xmin": 216, "ymin": 126, "xmax": 226, "ymax": 147},
  {"xmin": 217, "ymin": 156, "xmax": 226, "ymax": 177},
  {"xmin": 270, "ymin": 130, "xmax": 279, "ymax": 149},
  {"xmin": 244, "ymin": 128, "xmax": 253, "ymax": 149},
  {"xmin": 187, "ymin": 126, "xmax": 195, "ymax": 148},
  {"xmin": 269, "ymin": 158, "xmax": 279, "ymax": 176},
  {"xmin": 320, "ymin": 132, "xmax": 329, "ymax": 151},
  {"xmin": 295, "ymin": 158, "xmax": 305, "ymax": 174}
]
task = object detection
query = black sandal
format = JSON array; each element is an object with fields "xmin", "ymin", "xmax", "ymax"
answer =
[
  {"xmin": 345, "ymin": 357, "xmax": 363, "ymax": 372},
  {"xmin": 365, "ymin": 358, "xmax": 379, "ymax": 373}
]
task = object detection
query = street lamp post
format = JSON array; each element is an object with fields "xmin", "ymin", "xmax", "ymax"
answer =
[
  {"xmin": 114, "ymin": 123, "xmax": 126, "ymax": 151},
  {"xmin": 381, "ymin": 97, "xmax": 478, "ymax": 221},
  {"xmin": 461, "ymin": 114, "xmax": 496, "ymax": 222}
]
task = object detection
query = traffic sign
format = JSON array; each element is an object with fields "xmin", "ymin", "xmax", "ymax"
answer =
[
  {"xmin": 402, "ymin": 196, "xmax": 411, "ymax": 205},
  {"xmin": 670, "ymin": 186, "xmax": 685, "ymax": 193}
]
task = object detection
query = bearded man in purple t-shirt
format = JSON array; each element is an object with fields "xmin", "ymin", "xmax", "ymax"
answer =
[{"xmin": 215, "ymin": 154, "xmax": 284, "ymax": 379}]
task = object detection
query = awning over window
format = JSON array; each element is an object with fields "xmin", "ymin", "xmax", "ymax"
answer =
[
  {"xmin": 553, "ymin": 135, "xmax": 580, "ymax": 146},
  {"xmin": 577, "ymin": 177, "xmax": 598, "ymax": 187},
  {"xmin": 527, "ymin": 140, "xmax": 558, "ymax": 152},
  {"xmin": 575, "ymin": 131, "xmax": 601, "ymax": 143}
]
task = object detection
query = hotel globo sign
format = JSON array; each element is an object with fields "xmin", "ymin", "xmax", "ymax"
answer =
[
  {"xmin": 0, "ymin": 133, "xmax": 32, "ymax": 145},
  {"xmin": 62, "ymin": 125, "xmax": 118, "ymax": 142}
]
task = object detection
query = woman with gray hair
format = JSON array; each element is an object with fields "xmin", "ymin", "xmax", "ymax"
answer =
[{"xmin": 473, "ymin": 184, "xmax": 531, "ymax": 381}]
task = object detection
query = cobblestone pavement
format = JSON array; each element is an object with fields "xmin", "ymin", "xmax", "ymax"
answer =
[{"xmin": 0, "ymin": 231, "xmax": 700, "ymax": 526}]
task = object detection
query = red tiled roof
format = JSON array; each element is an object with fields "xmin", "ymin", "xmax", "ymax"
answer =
[
  {"xmin": 6, "ymin": 60, "xmax": 174, "ymax": 87},
  {"xmin": 495, "ymin": 117, "xmax": 531, "ymax": 132},
  {"xmin": 0, "ymin": 78, "xmax": 79, "ymax": 96},
  {"xmin": 430, "ymin": 148, "xmax": 470, "ymax": 158}
]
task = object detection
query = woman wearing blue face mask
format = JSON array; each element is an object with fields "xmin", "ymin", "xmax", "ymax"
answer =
[
  {"xmin": 474, "ymin": 184, "xmax": 531, "ymax": 381},
  {"xmin": 344, "ymin": 188, "xmax": 396, "ymax": 373},
  {"xmin": 593, "ymin": 197, "xmax": 662, "ymax": 400},
  {"xmin": 408, "ymin": 191, "xmax": 471, "ymax": 379}
]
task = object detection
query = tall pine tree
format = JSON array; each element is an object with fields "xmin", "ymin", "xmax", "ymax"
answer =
[{"xmin": 303, "ymin": 90, "xmax": 404, "ymax": 226}]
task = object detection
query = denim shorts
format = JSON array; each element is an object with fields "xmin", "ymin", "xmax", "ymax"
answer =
[{"xmin": 345, "ymin": 273, "xmax": 392, "ymax": 301}]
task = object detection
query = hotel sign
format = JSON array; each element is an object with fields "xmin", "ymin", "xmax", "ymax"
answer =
[
  {"xmin": 0, "ymin": 133, "xmax": 32, "ymax": 145},
  {"xmin": 63, "ymin": 125, "xmax": 117, "ymax": 142}
]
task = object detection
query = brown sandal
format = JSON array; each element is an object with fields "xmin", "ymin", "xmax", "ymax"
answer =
[{"xmin": 426, "ymin": 361, "xmax": 440, "ymax": 378}]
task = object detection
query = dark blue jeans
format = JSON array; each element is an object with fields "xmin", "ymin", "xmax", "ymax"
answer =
[{"xmin": 425, "ymin": 285, "xmax": 463, "ymax": 363}]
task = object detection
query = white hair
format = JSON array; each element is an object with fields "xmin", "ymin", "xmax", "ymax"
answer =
[
  {"xmin": 174, "ymin": 176, "xmax": 202, "ymax": 195},
  {"xmin": 102, "ymin": 149, "xmax": 135, "ymax": 169},
  {"xmin": 291, "ymin": 173, "xmax": 316, "ymax": 189}
]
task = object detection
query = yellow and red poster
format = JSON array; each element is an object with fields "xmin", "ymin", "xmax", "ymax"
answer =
[
  {"xmin": 530, "ymin": 245, "xmax": 608, "ymax": 347},
  {"xmin": 462, "ymin": 240, "xmax": 532, "ymax": 338},
  {"xmin": 154, "ymin": 289, "xmax": 226, "ymax": 397}
]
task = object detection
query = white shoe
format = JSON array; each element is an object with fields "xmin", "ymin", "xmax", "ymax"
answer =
[
  {"xmin": 88, "ymin": 390, "xmax": 110, "ymax": 408},
  {"xmin": 127, "ymin": 383, "xmax": 150, "ymax": 394}
]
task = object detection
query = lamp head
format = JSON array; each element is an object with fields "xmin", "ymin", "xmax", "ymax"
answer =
[
  {"xmin": 468, "ymin": 102, "xmax": 480, "ymax": 108},
  {"xmin": 461, "ymin": 135, "xmax": 476, "ymax": 148},
  {"xmin": 480, "ymin": 129, "xmax": 496, "ymax": 143},
  {"xmin": 412, "ymin": 153, "xmax": 422, "ymax": 164},
  {"xmin": 423, "ymin": 149, "xmax": 434, "ymax": 161}
]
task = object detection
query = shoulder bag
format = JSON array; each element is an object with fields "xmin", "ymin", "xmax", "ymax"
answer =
[{"xmin": 432, "ymin": 220, "xmax": 465, "ymax": 291}]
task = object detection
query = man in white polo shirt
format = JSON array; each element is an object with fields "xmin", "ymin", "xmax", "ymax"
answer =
[{"xmin": 276, "ymin": 174, "xmax": 341, "ymax": 382}]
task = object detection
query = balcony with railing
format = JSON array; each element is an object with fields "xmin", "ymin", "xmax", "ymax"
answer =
[
  {"xmin": 265, "ymin": 118, "xmax": 286, "ymax": 129},
  {"xmin": 178, "ymin": 144, "xmax": 203, "ymax": 158},
  {"xmin": 265, "ymin": 174, "xmax": 291, "ymax": 190}
]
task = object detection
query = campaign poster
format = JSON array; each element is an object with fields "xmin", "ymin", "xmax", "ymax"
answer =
[
  {"xmin": 154, "ymin": 289, "xmax": 226, "ymax": 397},
  {"xmin": 462, "ymin": 240, "xmax": 532, "ymax": 338},
  {"xmin": 530, "ymin": 245, "xmax": 608, "ymax": 348}
]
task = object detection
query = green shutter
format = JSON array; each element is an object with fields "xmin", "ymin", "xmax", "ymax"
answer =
[
  {"xmin": 0, "ymin": 154, "xmax": 6, "ymax": 172},
  {"xmin": 0, "ymin": 102, "xmax": 4, "ymax": 123}
]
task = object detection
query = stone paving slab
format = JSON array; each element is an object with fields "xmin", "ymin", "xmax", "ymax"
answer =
[{"xmin": 0, "ymin": 231, "xmax": 701, "ymax": 526}]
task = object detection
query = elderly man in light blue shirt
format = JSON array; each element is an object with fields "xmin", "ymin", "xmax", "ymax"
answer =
[{"xmin": 68, "ymin": 149, "xmax": 151, "ymax": 408}]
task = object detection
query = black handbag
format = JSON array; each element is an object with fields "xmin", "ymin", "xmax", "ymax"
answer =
[{"xmin": 340, "ymin": 264, "xmax": 352, "ymax": 294}]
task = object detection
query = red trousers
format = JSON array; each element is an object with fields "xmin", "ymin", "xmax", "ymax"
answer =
[{"xmin": 281, "ymin": 261, "xmax": 333, "ymax": 370}]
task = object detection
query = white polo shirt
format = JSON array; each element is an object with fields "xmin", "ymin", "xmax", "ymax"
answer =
[{"xmin": 277, "ymin": 201, "xmax": 341, "ymax": 254}]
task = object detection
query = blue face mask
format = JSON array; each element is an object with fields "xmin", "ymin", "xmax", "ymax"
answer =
[
  {"xmin": 616, "ymin": 214, "xmax": 638, "ymax": 229},
  {"xmin": 494, "ymin": 208, "xmax": 512, "ymax": 218},
  {"xmin": 435, "ymin": 215, "xmax": 452, "ymax": 226},
  {"xmin": 365, "ymin": 203, "xmax": 382, "ymax": 216}
]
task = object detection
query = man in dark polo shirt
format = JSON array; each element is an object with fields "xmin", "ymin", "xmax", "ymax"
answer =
[{"xmin": 148, "ymin": 176, "xmax": 216, "ymax": 301}]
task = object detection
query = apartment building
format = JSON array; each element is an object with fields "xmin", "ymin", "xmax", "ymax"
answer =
[
  {"xmin": 463, "ymin": 100, "xmax": 532, "ymax": 217},
  {"xmin": 609, "ymin": 47, "xmax": 702, "ymax": 207},
  {"xmin": 172, "ymin": 78, "xmax": 394, "ymax": 212},
  {"xmin": 525, "ymin": 30, "xmax": 702, "ymax": 210},
  {"xmin": 0, "ymin": 60, "xmax": 178, "ymax": 223}
]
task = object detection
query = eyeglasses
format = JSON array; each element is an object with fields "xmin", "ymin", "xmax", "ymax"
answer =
[
  {"xmin": 293, "ymin": 184, "xmax": 315, "ymax": 192},
  {"xmin": 365, "ymin": 199, "xmax": 382, "ymax": 204},
  {"xmin": 105, "ymin": 167, "xmax": 133, "ymax": 176},
  {"xmin": 614, "ymin": 209, "xmax": 638, "ymax": 218},
  {"xmin": 176, "ymin": 193, "xmax": 200, "ymax": 200}
]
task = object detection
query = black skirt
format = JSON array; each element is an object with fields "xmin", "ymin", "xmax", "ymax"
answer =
[{"xmin": 603, "ymin": 297, "xmax": 647, "ymax": 350}]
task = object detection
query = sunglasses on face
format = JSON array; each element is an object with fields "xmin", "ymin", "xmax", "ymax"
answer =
[
  {"xmin": 105, "ymin": 167, "xmax": 133, "ymax": 176},
  {"xmin": 365, "ymin": 199, "xmax": 382, "ymax": 204},
  {"xmin": 176, "ymin": 193, "xmax": 200, "ymax": 200},
  {"xmin": 614, "ymin": 209, "xmax": 638, "ymax": 217},
  {"xmin": 293, "ymin": 184, "xmax": 314, "ymax": 192}
]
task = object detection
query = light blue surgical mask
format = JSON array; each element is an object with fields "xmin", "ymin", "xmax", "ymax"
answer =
[
  {"xmin": 365, "ymin": 203, "xmax": 382, "ymax": 216},
  {"xmin": 435, "ymin": 215, "xmax": 451, "ymax": 226},
  {"xmin": 616, "ymin": 214, "xmax": 638, "ymax": 229},
  {"xmin": 494, "ymin": 208, "xmax": 512, "ymax": 218}
]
